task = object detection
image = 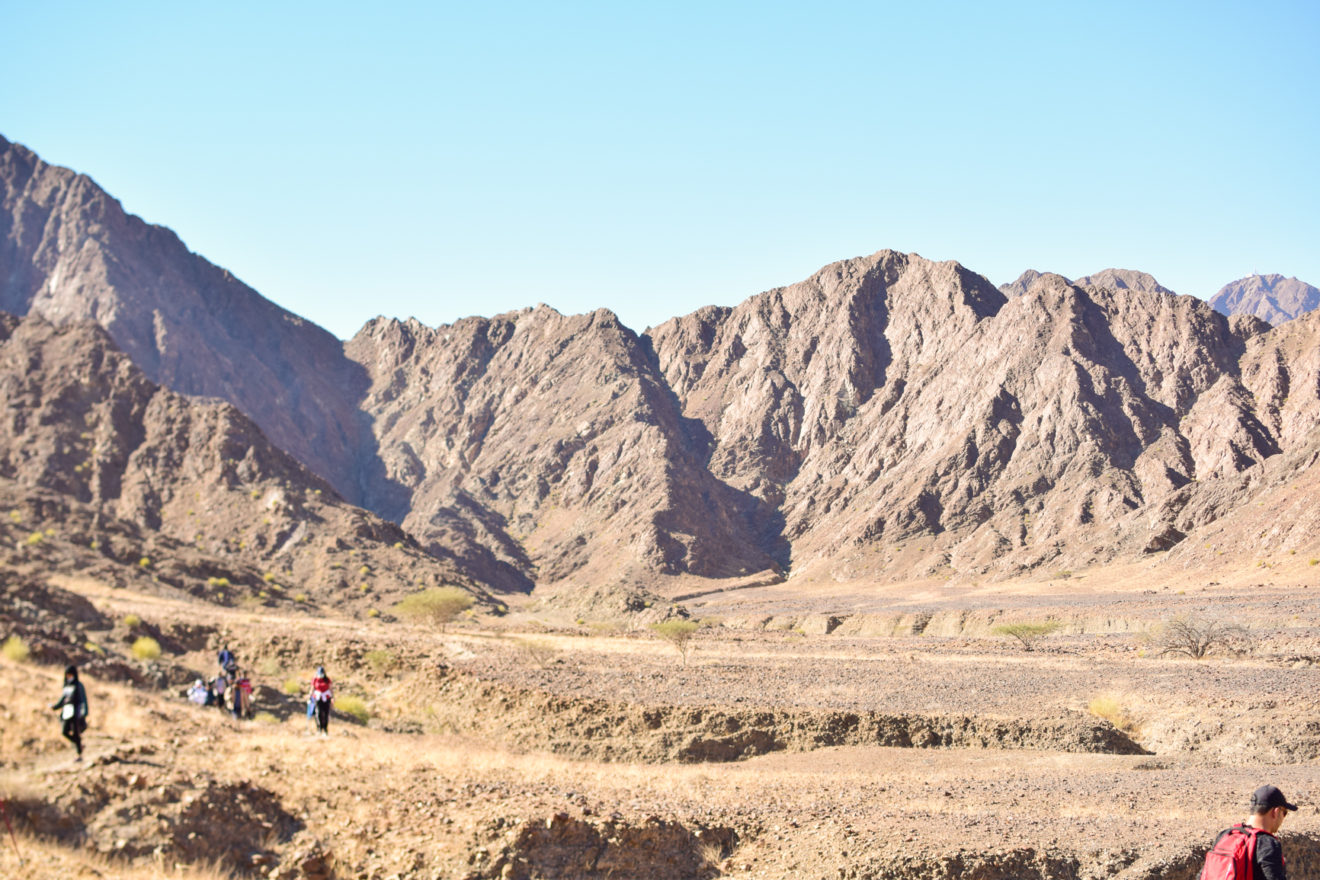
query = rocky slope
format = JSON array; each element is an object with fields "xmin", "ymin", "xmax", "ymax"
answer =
[
  {"xmin": 343, "ymin": 309, "xmax": 779, "ymax": 589},
  {"xmin": 3, "ymin": 134, "xmax": 1319, "ymax": 593},
  {"xmin": 1209, "ymin": 273, "xmax": 1320, "ymax": 324},
  {"xmin": 650, "ymin": 256, "xmax": 1319, "ymax": 580},
  {"xmin": 0, "ymin": 312, "xmax": 487, "ymax": 613},
  {"xmin": 0, "ymin": 134, "xmax": 376, "ymax": 503}
]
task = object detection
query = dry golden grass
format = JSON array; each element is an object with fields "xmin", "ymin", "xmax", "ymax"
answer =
[{"xmin": 0, "ymin": 830, "xmax": 233, "ymax": 880}]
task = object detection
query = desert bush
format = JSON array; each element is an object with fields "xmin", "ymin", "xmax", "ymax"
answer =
[
  {"xmin": 282, "ymin": 677, "xmax": 304, "ymax": 696},
  {"xmin": 1158, "ymin": 615, "xmax": 1251, "ymax": 659},
  {"xmin": 586, "ymin": 621, "xmax": 621, "ymax": 636},
  {"xmin": 83, "ymin": 640, "xmax": 104, "ymax": 655},
  {"xmin": 2, "ymin": 635, "xmax": 30, "ymax": 662},
  {"xmin": 138, "ymin": 556, "xmax": 151, "ymax": 568},
  {"xmin": 131, "ymin": 636, "xmax": 162, "ymax": 661},
  {"xmin": 263, "ymin": 572, "xmax": 276, "ymax": 583},
  {"xmin": 122, "ymin": 613, "xmax": 142, "ymax": 628},
  {"xmin": 650, "ymin": 619, "xmax": 699, "ymax": 666},
  {"xmin": 337, "ymin": 694, "xmax": 371, "ymax": 723},
  {"xmin": 206, "ymin": 576, "xmax": 231, "ymax": 588},
  {"xmin": 363, "ymin": 649, "xmax": 396, "ymax": 674},
  {"xmin": 394, "ymin": 586, "xmax": 474, "ymax": 632},
  {"xmin": 254, "ymin": 711, "xmax": 280, "ymax": 725},
  {"xmin": 513, "ymin": 637, "xmax": 559, "ymax": 668},
  {"xmin": 293, "ymin": 592, "xmax": 308, "ymax": 603},
  {"xmin": 25, "ymin": 531, "xmax": 43, "ymax": 546},
  {"xmin": 991, "ymin": 620, "xmax": 1062, "ymax": 651},
  {"xmin": 1087, "ymin": 695, "xmax": 1139, "ymax": 734},
  {"xmin": 367, "ymin": 608, "xmax": 380, "ymax": 618}
]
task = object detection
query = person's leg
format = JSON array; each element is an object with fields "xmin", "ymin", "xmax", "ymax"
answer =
[
  {"xmin": 317, "ymin": 700, "xmax": 330, "ymax": 734},
  {"xmin": 62, "ymin": 718, "xmax": 82, "ymax": 757}
]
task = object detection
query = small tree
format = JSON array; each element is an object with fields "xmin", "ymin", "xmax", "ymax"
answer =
[
  {"xmin": 1158, "ymin": 615, "xmax": 1250, "ymax": 659},
  {"xmin": 395, "ymin": 586, "xmax": 474, "ymax": 632},
  {"xmin": 991, "ymin": 620, "xmax": 1062, "ymax": 651},
  {"xmin": 651, "ymin": 619, "xmax": 699, "ymax": 666}
]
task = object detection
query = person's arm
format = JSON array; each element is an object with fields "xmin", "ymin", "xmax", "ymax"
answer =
[{"xmin": 1256, "ymin": 833, "xmax": 1287, "ymax": 880}]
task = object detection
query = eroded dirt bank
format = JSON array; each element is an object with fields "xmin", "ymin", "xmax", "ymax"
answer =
[{"xmin": 417, "ymin": 667, "xmax": 1146, "ymax": 762}]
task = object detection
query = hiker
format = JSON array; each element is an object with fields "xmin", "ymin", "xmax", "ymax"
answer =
[
  {"xmin": 187, "ymin": 678, "xmax": 209, "ymax": 706},
  {"xmin": 1202, "ymin": 785, "xmax": 1297, "ymax": 880},
  {"xmin": 233, "ymin": 670, "xmax": 253, "ymax": 720},
  {"xmin": 50, "ymin": 665, "xmax": 89, "ymax": 761},
  {"xmin": 212, "ymin": 673, "xmax": 228, "ymax": 712},
  {"xmin": 309, "ymin": 666, "xmax": 333, "ymax": 736},
  {"xmin": 217, "ymin": 643, "xmax": 237, "ymax": 677}
]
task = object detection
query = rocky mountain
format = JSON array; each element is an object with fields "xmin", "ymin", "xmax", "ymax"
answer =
[
  {"xmin": 1209, "ymin": 274, "xmax": 1320, "ymax": 324},
  {"xmin": 1072, "ymin": 268, "xmax": 1177, "ymax": 296},
  {"xmin": 0, "ymin": 134, "xmax": 379, "ymax": 505},
  {"xmin": 0, "ymin": 312, "xmax": 488, "ymax": 613},
  {"xmin": 2, "ymin": 134, "xmax": 1318, "ymax": 594},
  {"xmin": 648, "ymin": 255, "xmax": 1319, "ymax": 580},
  {"xmin": 1001, "ymin": 268, "xmax": 1176, "ymax": 298},
  {"xmin": 343, "ymin": 308, "xmax": 779, "ymax": 590}
]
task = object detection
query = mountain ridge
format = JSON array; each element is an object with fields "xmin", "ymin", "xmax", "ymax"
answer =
[{"xmin": 3, "ymin": 133, "xmax": 1320, "ymax": 596}]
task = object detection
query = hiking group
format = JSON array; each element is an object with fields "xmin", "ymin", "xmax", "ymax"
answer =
[
  {"xmin": 186, "ymin": 643, "xmax": 253, "ymax": 720},
  {"xmin": 180, "ymin": 643, "xmax": 335, "ymax": 737}
]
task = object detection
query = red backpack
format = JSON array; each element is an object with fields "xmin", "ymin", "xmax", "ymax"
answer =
[{"xmin": 1201, "ymin": 824, "xmax": 1273, "ymax": 880}]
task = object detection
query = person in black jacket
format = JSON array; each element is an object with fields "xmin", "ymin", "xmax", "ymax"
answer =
[
  {"xmin": 50, "ymin": 665, "xmax": 89, "ymax": 761},
  {"xmin": 1210, "ymin": 785, "xmax": 1297, "ymax": 880}
]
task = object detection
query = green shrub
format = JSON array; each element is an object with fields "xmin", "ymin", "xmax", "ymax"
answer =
[
  {"xmin": 25, "ymin": 532, "xmax": 43, "ymax": 546},
  {"xmin": 367, "ymin": 608, "xmax": 380, "ymax": 618},
  {"xmin": 293, "ymin": 592, "xmax": 308, "ymax": 603},
  {"xmin": 263, "ymin": 572, "xmax": 277, "ymax": 583},
  {"xmin": 122, "ymin": 613, "xmax": 142, "ymax": 628},
  {"xmin": 336, "ymin": 694, "xmax": 371, "ymax": 723},
  {"xmin": 991, "ymin": 621, "xmax": 1062, "ymax": 651},
  {"xmin": 138, "ymin": 556, "xmax": 151, "ymax": 568},
  {"xmin": 394, "ymin": 586, "xmax": 474, "ymax": 632},
  {"xmin": 282, "ymin": 677, "xmax": 303, "ymax": 696},
  {"xmin": 131, "ymin": 636, "xmax": 162, "ymax": 661},
  {"xmin": 363, "ymin": 649, "xmax": 395, "ymax": 674},
  {"xmin": 650, "ymin": 619, "xmax": 699, "ymax": 666},
  {"xmin": 254, "ymin": 711, "xmax": 280, "ymax": 725},
  {"xmin": 83, "ymin": 641, "xmax": 104, "ymax": 655},
  {"xmin": 207, "ymin": 576, "xmax": 231, "ymax": 588},
  {"xmin": 2, "ymin": 635, "xmax": 30, "ymax": 662}
]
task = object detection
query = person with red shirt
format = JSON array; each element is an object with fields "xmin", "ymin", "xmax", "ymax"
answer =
[{"xmin": 309, "ymin": 666, "xmax": 333, "ymax": 736}]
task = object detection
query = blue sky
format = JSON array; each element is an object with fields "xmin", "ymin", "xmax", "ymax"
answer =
[{"xmin": 2, "ymin": 1, "xmax": 1317, "ymax": 338}]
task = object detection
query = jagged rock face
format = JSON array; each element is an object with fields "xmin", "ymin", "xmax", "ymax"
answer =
[
  {"xmin": 1209, "ymin": 274, "xmax": 1320, "ymax": 324},
  {"xmin": 344, "ymin": 307, "xmax": 778, "ymax": 587},
  {"xmin": 650, "ymin": 256, "xmax": 1298, "ymax": 579},
  {"xmin": 0, "ymin": 314, "xmax": 482, "ymax": 610},
  {"xmin": 0, "ymin": 135, "xmax": 371, "ymax": 503}
]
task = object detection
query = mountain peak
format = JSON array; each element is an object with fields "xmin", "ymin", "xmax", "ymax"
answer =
[{"xmin": 1209, "ymin": 274, "xmax": 1320, "ymax": 324}]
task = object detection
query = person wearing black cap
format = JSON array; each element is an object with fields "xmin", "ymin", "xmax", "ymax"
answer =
[
  {"xmin": 50, "ymin": 665, "xmax": 89, "ymax": 761},
  {"xmin": 1204, "ymin": 785, "xmax": 1297, "ymax": 880}
]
